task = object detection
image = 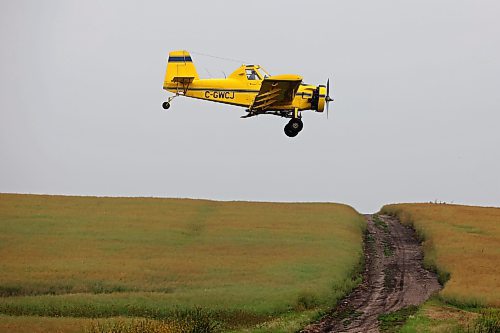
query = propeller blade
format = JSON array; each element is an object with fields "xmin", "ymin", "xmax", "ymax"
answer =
[
  {"xmin": 327, "ymin": 79, "xmax": 330, "ymax": 119},
  {"xmin": 324, "ymin": 78, "xmax": 335, "ymax": 118}
]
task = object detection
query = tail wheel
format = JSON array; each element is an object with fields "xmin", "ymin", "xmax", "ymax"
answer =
[{"xmin": 162, "ymin": 102, "xmax": 171, "ymax": 109}]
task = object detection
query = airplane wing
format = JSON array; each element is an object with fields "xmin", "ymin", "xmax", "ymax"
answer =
[{"xmin": 251, "ymin": 75, "xmax": 302, "ymax": 111}]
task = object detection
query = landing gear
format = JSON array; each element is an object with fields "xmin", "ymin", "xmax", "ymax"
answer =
[
  {"xmin": 162, "ymin": 95, "xmax": 178, "ymax": 110},
  {"xmin": 289, "ymin": 118, "xmax": 303, "ymax": 132},
  {"xmin": 284, "ymin": 118, "xmax": 303, "ymax": 137}
]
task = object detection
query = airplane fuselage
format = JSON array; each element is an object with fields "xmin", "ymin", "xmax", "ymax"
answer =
[{"xmin": 165, "ymin": 78, "xmax": 321, "ymax": 111}]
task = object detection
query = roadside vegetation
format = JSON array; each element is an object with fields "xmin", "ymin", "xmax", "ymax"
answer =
[
  {"xmin": 396, "ymin": 298, "xmax": 499, "ymax": 333},
  {"xmin": 380, "ymin": 203, "xmax": 500, "ymax": 332},
  {"xmin": 378, "ymin": 306, "xmax": 418, "ymax": 333},
  {"xmin": 0, "ymin": 193, "xmax": 365, "ymax": 332}
]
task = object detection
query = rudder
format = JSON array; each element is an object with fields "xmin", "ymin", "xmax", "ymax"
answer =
[{"xmin": 164, "ymin": 50, "xmax": 199, "ymax": 87}]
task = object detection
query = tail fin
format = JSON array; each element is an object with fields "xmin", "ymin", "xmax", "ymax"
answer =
[{"xmin": 164, "ymin": 50, "xmax": 199, "ymax": 87}]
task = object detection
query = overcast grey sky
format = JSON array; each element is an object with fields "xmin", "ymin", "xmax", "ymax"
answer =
[{"xmin": 1, "ymin": 0, "xmax": 499, "ymax": 213}]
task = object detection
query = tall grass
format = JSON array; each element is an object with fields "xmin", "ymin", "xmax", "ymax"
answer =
[
  {"xmin": 0, "ymin": 193, "xmax": 366, "ymax": 331},
  {"xmin": 452, "ymin": 312, "xmax": 500, "ymax": 333},
  {"xmin": 399, "ymin": 298, "xmax": 499, "ymax": 333},
  {"xmin": 85, "ymin": 308, "xmax": 219, "ymax": 333},
  {"xmin": 380, "ymin": 203, "xmax": 500, "ymax": 307}
]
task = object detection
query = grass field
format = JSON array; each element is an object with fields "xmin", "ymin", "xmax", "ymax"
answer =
[
  {"xmin": 380, "ymin": 203, "xmax": 500, "ymax": 331},
  {"xmin": 394, "ymin": 298, "xmax": 499, "ymax": 333},
  {"xmin": 0, "ymin": 193, "xmax": 365, "ymax": 332}
]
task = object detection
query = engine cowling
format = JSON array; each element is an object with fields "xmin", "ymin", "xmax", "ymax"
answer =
[{"xmin": 311, "ymin": 85, "xmax": 327, "ymax": 112}]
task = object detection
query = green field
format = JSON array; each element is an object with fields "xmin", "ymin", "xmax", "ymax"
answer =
[
  {"xmin": 380, "ymin": 203, "xmax": 500, "ymax": 332},
  {"xmin": 0, "ymin": 193, "xmax": 365, "ymax": 332}
]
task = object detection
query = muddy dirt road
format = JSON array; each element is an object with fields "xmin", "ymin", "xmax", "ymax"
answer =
[{"xmin": 301, "ymin": 214, "xmax": 441, "ymax": 333}]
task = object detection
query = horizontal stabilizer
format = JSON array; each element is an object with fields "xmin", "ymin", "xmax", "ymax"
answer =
[{"xmin": 172, "ymin": 76, "xmax": 195, "ymax": 84}]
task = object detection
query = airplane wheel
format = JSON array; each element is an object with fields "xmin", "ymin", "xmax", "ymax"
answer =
[
  {"xmin": 162, "ymin": 102, "xmax": 170, "ymax": 109},
  {"xmin": 284, "ymin": 124, "xmax": 298, "ymax": 137},
  {"xmin": 288, "ymin": 118, "xmax": 303, "ymax": 132}
]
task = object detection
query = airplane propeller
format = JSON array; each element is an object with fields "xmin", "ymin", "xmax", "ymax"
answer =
[{"xmin": 325, "ymin": 78, "xmax": 334, "ymax": 119}]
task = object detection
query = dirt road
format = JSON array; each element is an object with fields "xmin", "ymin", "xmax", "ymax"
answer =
[{"xmin": 301, "ymin": 214, "xmax": 441, "ymax": 333}]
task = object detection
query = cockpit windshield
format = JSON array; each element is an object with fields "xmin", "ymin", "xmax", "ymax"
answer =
[{"xmin": 257, "ymin": 67, "xmax": 270, "ymax": 79}]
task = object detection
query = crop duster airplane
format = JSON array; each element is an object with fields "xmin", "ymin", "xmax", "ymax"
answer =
[{"xmin": 162, "ymin": 50, "xmax": 333, "ymax": 137}]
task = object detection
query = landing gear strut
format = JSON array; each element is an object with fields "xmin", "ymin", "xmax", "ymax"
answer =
[{"xmin": 284, "ymin": 118, "xmax": 303, "ymax": 137}]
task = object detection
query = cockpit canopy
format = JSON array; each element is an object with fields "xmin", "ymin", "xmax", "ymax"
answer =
[
  {"xmin": 245, "ymin": 65, "xmax": 270, "ymax": 80},
  {"xmin": 229, "ymin": 65, "xmax": 271, "ymax": 82},
  {"xmin": 229, "ymin": 64, "xmax": 270, "ymax": 81}
]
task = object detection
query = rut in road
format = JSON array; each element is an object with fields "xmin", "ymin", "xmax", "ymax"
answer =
[{"xmin": 301, "ymin": 214, "xmax": 441, "ymax": 333}]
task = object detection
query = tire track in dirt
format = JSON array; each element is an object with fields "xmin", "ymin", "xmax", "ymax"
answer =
[{"xmin": 301, "ymin": 214, "xmax": 441, "ymax": 333}]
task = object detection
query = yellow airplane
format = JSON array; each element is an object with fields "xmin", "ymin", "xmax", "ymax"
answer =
[{"xmin": 162, "ymin": 50, "xmax": 333, "ymax": 137}]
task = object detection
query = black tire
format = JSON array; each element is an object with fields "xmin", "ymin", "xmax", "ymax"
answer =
[
  {"xmin": 162, "ymin": 102, "xmax": 170, "ymax": 109},
  {"xmin": 288, "ymin": 118, "xmax": 303, "ymax": 132},
  {"xmin": 284, "ymin": 124, "xmax": 298, "ymax": 137}
]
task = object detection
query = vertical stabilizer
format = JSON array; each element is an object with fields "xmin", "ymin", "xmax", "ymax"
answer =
[{"xmin": 164, "ymin": 50, "xmax": 199, "ymax": 87}]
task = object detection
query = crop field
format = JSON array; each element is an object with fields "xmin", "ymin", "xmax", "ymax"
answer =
[
  {"xmin": 0, "ymin": 193, "xmax": 365, "ymax": 332},
  {"xmin": 380, "ymin": 203, "xmax": 500, "ymax": 331}
]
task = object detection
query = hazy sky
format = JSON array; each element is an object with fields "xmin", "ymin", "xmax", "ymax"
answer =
[{"xmin": 1, "ymin": 0, "xmax": 499, "ymax": 213}]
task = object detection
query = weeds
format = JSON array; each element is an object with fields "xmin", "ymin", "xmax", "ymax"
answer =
[
  {"xmin": 85, "ymin": 308, "xmax": 220, "ymax": 333},
  {"xmin": 372, "ymin": 214, "xmax": 389, "ymax": 232},
  {"xmin": 382, "ymin": 240, "xmax": 394, "ymax": 257},
  {"xmin": 86, "ymin": 319, "xmax": 179, "ymax": 333},
  {"xmin": 378, "ymin": 306, "xmax": 419, "ymax": 333},
  {"xmin": 365, "ymin": 232, "xmax": 375, "ymax": 244},
  {"xmin": 451, "ymin": 311, "xmax": 500, "ymax": 333},
  {"xmin": 0, "ymin": 286, "xmax": 22, "ymax": 297},
  {"xmin": 295, "ymin": 292, "xmax": 320, "ymax": 310},
  {"xmin": 0, "ymin": 282, "xmax": 138, "ymax": 297},
  {"xmin": 340, "ymin": 310, "xmax": 362, "ymax": 327},
  {"xmin": 84, "ymin": 308, "xmax": 220, "ymax": 333}
]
